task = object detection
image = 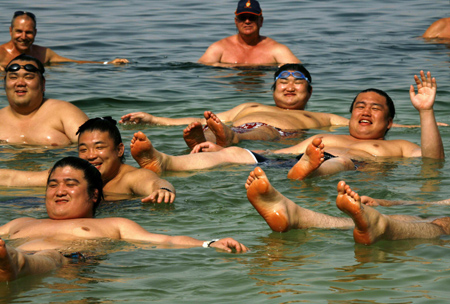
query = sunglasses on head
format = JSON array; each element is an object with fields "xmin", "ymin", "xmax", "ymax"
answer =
[
  {"xmin": 236, "ymin": 14, "xmax": 259, "ymax": 22},
  {"xmin": 275, "ymin": 71, "xmax": 310, "ymax": 83},
  {"xmin": 6, "ymin": 63, "xmax": 41, "ymax": 74},
  {"xmin": 13, "ymin": 11, "xmax": 36, "ymax": 22}
]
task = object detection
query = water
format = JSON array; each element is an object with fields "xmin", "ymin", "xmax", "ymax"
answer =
[{"xmin": 1, "ymin": 0, "xmax": 450, "ymax": 302}]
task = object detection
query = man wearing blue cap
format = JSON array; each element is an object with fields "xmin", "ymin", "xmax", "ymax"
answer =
[{"xmin": 198, "ymin": 0, "xmax": 301, "ymax": 66}]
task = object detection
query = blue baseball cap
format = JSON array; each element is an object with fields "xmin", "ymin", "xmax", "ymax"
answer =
[{"xmin": 235, "ymin": 0, "xmax": 262, "ymax": 16}]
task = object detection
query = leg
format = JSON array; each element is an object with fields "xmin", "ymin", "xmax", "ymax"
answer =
[
  {"xmin": 183, "ymin": 122, "xmax": 207, "ymax": 149},
  {"xmin": 336, "ymin": 181, "xmax": 448, "ymax": 245},
  {"xmin": 0, "ymin": 239, "xmax": 66, "ymax": 282},
  {"xmin": 131, "ymin": 132, "xmax": 257, "ymax": 173},
  {"xmin": 287, "ymin": 138, "xmax": 355, "ymax": 180},
  {"xmin": 246, "ymin": 167, "xmax": 353, "ymax": 232}
]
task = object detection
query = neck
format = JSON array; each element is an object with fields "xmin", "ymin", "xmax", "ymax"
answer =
[{"xmin": 237, "ymin": 32, "xmax": 261, "ymax": 46}]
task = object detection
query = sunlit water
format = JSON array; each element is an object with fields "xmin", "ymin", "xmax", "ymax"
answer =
[{"xmin": 1, "ymin": 0, "xmax": 450, "ymax": 303}]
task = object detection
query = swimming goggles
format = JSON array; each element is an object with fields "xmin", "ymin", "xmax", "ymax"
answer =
[
  {"xmin": 275, "ymin": 71, "xmax": 310, "ymax": 83},
  {"xmin": 6, "ymin": 63, "xmax": 42, "ymax": 74}
]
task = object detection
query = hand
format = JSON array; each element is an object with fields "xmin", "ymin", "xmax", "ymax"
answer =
[
  {"xmin": 360, "ymin": 196, "xmax": 379, "ymax": 207},
  {"xmin": 409, "ymin": 70, "xmax": 437, "ymax": 112},
  {"xmin": 191, "ymin": 141, "xmax": 224, "ymax": 154},
  {"xmin": 120, "ymin": 112, "xmax": 155, "ymax": 124},
  {"xmin": 110, "ymin": 58, "xmax": 130, "ymax": 64},
  {"xmin": 141, "ymin": 188, "xmax": 176, "ymax": 203},
  {"xmin": 210, "ymin": 237, "xmax": 249, "ymax": 253}
]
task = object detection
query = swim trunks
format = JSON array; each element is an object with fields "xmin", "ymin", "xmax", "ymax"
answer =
[
  {"xmin": 63, "ymin": 252, "xmax": 86, "ymax": 262},
  {"xmin": 231, "ymin": 122, "xmax": 302, "ymax": 137},
  {"xmin": 245, "ymin": 149, "xmax": 268, "ymax": 163}
]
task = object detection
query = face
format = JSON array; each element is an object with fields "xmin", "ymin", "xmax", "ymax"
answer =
[
  {"xmin": 5, "ymin": 59, "xmax": 45, "ymax": 111},
  {"xmin": 9, "ymin": 16, "xmax": 36, "ymax": 52},
  {"xmin": 273, "ymin": 71, "xmax": 312, "ymax": 110},
  {"xmin": 349, "ymin": 92, "xmax": 393, "ymax": 140},
  {"xmin": 234, "ymin": 14, "xmax": 263, "ymax": 36},
  {"xmin": 46, "ymin": 166, "xmax": 97, "ymax": 220},
  {"xmin": 78, "ymin": 130, "xmax": 124, "ymax": 182}
]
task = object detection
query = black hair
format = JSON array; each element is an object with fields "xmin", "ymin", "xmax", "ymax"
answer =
[
  {"xmin": 5, "ymin": 54, "xmax": 45, "ymax": 75},
  {"xmin": 11, "ymin": 11, "xmax": 37, "ymax": 29},
  {"xmin": 271, "ymin": 63, "xmax": 312, "ymax": 93},
  {"xmin": 47, "ymin": 156, "xmax": 104, "ymax": 216},
  {"xmin": 76, "ymin": 117, "xmax": 125, "ymax": 163},
  {"xmin": 349, "ymin": 88, "xmax": 395, "ymax": 119}
]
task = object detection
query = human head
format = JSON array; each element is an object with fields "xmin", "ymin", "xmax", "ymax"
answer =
[
  {"xmin": 350, "ymin": 88, "xmax": 395, "ymax": 120},
  {"xmin": 47, "ymin": 156, "xmax": 104, "ymax": 217},
  {"xmin": 76, "ymin": 117, "xmax": 124, "ymax": 163},
  {"xmin": 234, "ymin": 0, "xmax": 263, "ymax": 34},
  {"xmin": 349, "ymin": 89, "xmax": 395, "ymax": 138},
  {"xmin": 9, "ymin": 11, "xmax": 37, "ymax": 53},
  {"xmin": 272, "ymin": 64, "xmax": 312, "ymax": 93}
]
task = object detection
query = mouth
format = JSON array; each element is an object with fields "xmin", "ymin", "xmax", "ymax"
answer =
[
  {"xmin": 90, "ymin": 162, "xmax": 102, "ymax": 170},
  {"xmin": 15, "ymin": 90, "xmax": 27, "ymax": 96},
  {"xmin": 359, "ymin": 119, "xmax": 372, "ymax": 125},
  {"xmin": 55, "ymin": 198, "xmax": 69, "ymax": 204}
]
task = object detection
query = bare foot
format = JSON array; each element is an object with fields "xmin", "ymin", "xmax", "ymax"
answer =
[
  {"xmin": 336, "ymin": 181, "xmax": 387, "ymax": 245},
  {"xmin": 287, "ymin": 137, "xmax": 325, "ymax": 180},
  {"xmin": 204, "ymin": 111, "xmax": 238, "ymax": 147},
  {"xmin": 130, "ymin": 132, "xmax": 165, "ymax": 174},
  {"xmin": 183, "ymin": 122, "xmax": 206, "ymax": 149},
  {"xmin": 246, "ymin": 167, "xmax": 293, "ymax": 232},
  {"xmin": 0, "ymin": 239, "xmax": 18, "ymax": 281}
]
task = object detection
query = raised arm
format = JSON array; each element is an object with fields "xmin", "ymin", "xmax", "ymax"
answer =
[
  {"xmin": 408, "ymin": 71, "xmax": 444, "ymax": 159},
  {"xmin": 46, "ymin": 48, "xmax": 129, "ymax": 65},
  {"xmin": 0, "ymin": 169, "xmax": 48, "ymax": 187},
  {"xmin": 116, "ymin": 218, "xmax": 248, "ymax": 253}
]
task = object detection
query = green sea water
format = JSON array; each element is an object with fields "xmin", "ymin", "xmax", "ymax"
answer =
[{"xmin": 1, "ymin": 0, "xmax": 450, "ymax": 303}]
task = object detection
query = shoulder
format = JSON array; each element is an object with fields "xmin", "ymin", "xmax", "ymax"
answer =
[
  {"xmin": 423, "ymin": 18, "xmax": 450, "ymax": 38},
  {"xmin": 42, "ymin": 98, "xmax": 85, "ymax": 112}
]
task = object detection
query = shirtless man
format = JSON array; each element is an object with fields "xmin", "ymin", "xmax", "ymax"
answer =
[
  {"xmin": 0, "ymin": 11, "xmax": 128, "ymax": 70},
  {"xmin": 0, "ymin": 54, "xmax": 88, "ymax": 145},
  {"xmin": 422, "ymin": 17, "xmax": 450, "ymax": 40},
  {"xmin": 128, "ymin": 71, "xmax": 444, "ymax": 180},
  {"xmin": 0, "ymin": 117, "xmax": 176, "ymax": 203},
  {"xmin": 0, "ymin": 157, "xmax": 247, "ymax": 281},
  {"xmin": 244, "ymin": 166, "xmax": 450, "ymax": 244},
  {"xmin": 121, "ymin": 64, "xmax": 350, "ymax": 148},
  {"xmin": 197, "ymin": 0, "xmax": 300, "ymax": 66}
]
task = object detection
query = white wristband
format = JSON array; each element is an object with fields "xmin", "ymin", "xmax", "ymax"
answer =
[
  {"xmin": 103, "ymin": 61, "xmax": 108, "ymax": 65},
  {"xmin": 202, "ymin": 239, "xmax": 220, "ymax": 248}
]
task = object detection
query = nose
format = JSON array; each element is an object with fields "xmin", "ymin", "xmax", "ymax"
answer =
[
  {"xmin": 56, "ymin": 184, "xmax": 67, "ymax": 196},
  {"xmin": 86, "ymin": 148, "xmax": 97, "ymax": 160},
  {"xmin": 285, "ymin": 79, "xmax": 295, "ymax": 91}
]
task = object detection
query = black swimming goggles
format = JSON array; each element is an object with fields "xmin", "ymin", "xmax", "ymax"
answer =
[
  {"xmin": 6, "ymin": 63, "xmax": 42, "ymax": 74},
  {"xmin": 275, "ymin": 71, "xmax": 310, "ymax": 83}
]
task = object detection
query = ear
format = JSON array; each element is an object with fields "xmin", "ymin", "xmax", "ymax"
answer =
[
  {"xmin": 117, "ymin": 142, "xmax": 125, "ymax": 157},
  {"xmin": 91, "ymin": 189, "xmax": 99, "ymax": 202},
  {"xmin": 9, "ymin": 26, "xmax": 12, "ymax": 36},
  {"xmin": 259, "ymin": 16, "xmax": 264, "ymax": 27},
  {"xmin": 386, "ymin": 117, "xmax": 393, "ymax": 130}
]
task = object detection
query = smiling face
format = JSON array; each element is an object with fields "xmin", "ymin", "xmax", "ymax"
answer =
[
  {"xmin": 4, "ymin": 59, "xmax": 45, "ymax": 112},
  {"xmin": 46, "ymin": 166, "xmax": 97, "ymax": 220},
  {"xmin": 77, "ymin": 130, "xmax": 124, "ymax": 183},
  {"xmin": 272, "ymin": 71, "xmax": 312, "ymax": 110},
  {"xmin": 9, "ymin": 16, "xmax": 36, "ymax": 52},
  {"xmin": 348, "ymin": 91, "xmax": 393, "ymax": 140}
]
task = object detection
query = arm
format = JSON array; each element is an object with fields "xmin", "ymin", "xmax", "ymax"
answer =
[
  {"xmin": 272, "ymin": 136, "xmax": 316, "ymax": 155},
  {"xmin": 198, "ymin": 42, "xmax": 224, "ymax": 64},
  {"xmin": 272, "ymin": 43, "xmax": 301, "ymax": 64},
  {"xmin": 116, "ymin": 218, "xmax": 248, "ymax": 253},
  {"xmin": 0, "ymin": 169, "xmax": 48, "ymax": 187},
  {"xmin": 119, "ymin": 111, "xmax": 204, "ymax": 125},
  {"xmin": 126, "ymin": 168, "xmax": 176, "ymax": 203},
  {"xmin": 407, "ymin": 71, "xmax": 444, "ymax": 159},
  {"xmin": 46, "ymin": 48, "xmax": 129, "ymax": 65},
  {"xmin": 422, "ymin": 18, "xmax": 450, "ymax": 38},
  {"xmin": 58, "ymin": 102, "xmax": 89, "ymax": 143},
  {"xmin": 328, "ymin": 114, "xmax": 349, "ymax": 126}
]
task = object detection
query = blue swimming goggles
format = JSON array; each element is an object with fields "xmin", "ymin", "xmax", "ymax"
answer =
[
  {"xmin": 6, "ymin": 63, "xmax": 42, "ymax": 74},
  {"xmin": 275, "ymin": 71, "xmax": 310, "ymax": 83}
]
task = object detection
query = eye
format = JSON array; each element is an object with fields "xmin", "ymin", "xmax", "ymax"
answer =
[{"xmin": 48, "ymin": 182, "xmax": 57, "ymax": 188}]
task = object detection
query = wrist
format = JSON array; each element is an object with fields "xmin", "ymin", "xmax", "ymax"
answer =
[
  {"xmin": 202, "ymin": 239, "xmax": 220, "ymax": 248},
  {"xmin": 160, "ymin": 187, "xmax": 173, "ymax": 193}
]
